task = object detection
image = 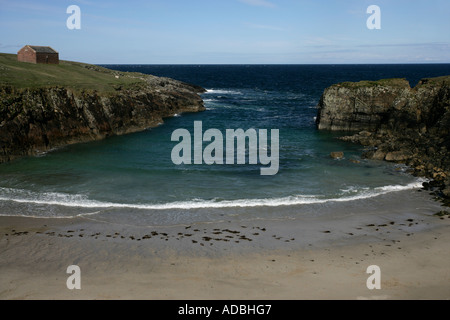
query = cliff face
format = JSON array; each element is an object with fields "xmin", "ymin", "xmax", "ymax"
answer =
[
  {"xmin": 0, "ymin": 76, "xmax": 205, "ymax": 163},
  {"xmin": 316, "ymin": 78, "xmax": 413, "ymax": 132},
  {"xmin": 316, "ymin": 75, "xmax": 450, "ymax": 203}
]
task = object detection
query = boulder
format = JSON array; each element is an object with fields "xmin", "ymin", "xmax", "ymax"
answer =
[
  {"xmin": 372, "ymin": 149, "xmax": 387, "ymax": 161},
  {"xmin": 330, "ymin": 151, "xmax": 344, "ymax": 159},
  {"xmin": 385, "ymin": 151, "xmax": 410, "ymax": 162},
  {"xmin": 443, "ymin": 187, "xmax": 450, "ymax": 198}
]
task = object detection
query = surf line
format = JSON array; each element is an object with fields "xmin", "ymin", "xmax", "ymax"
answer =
[{"xmin": 171, "ymin": 121, "xmax": 279, "ymax": 175}]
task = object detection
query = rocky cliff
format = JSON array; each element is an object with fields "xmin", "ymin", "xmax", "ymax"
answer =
[
  {"xmin": 316, "ymin": 75, "xmax": 450, "ymax": 204},
  {"xmin": 0, "ymin": 76, "xmax": 205, "ymax": 163}
]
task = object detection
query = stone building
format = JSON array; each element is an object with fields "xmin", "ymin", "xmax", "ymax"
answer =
[{"xmin": 17, "ymin": 45, "xmax": 59, "ymax": 64}]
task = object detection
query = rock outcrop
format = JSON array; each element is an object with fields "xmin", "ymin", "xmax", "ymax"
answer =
[
  {"xmin": 316, "ymin": 75, "xmax": 450, "ymax": 204},
  {"xmin": 0, "ymin": 76, "xmax": 205, "ymax": 163},
  {"xmin": 330, "ymin": 151, "xmax": 344, "ymax": 159}
]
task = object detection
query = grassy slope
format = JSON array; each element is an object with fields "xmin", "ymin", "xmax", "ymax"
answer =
[
  {"xmin": 336, "ymin": 78, "xmax": 411, "ymax": 89},
  {"xmin": 335, "ymin": 76, "xmax": 450, "ymax": 89},
  {"xmin": 0, "ymin": 53, "xmax": 146, "ymax": 92}
]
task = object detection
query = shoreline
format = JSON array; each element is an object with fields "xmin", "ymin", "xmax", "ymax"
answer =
[{"xmin": 1, "ymin": 189, "xmax": 449, "ymax": 300}]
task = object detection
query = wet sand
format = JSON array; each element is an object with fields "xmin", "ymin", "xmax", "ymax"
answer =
[{"xmin": 1, "ymin": 192, "xmax": 449, "ymax": 300}]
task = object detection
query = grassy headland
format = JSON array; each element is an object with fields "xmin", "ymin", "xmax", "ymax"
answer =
[
  {"xmin": 0, "ymin": 53, "xmax": 145, "ymax": 92},
  {"xmin": 0, "ymin": 53, "xmax": 205, "ymax": 163}
]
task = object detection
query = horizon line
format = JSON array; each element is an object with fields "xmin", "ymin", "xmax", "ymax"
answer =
[
  {"xmin": 1, "ymin": 52, "xmax": 449, "ymax": 66},
  {"xmin": 95, "ymin": 62, "xmax": 450, "ymax": 66}
]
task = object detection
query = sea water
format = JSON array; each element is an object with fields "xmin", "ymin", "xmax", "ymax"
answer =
[{"xmin": 1, "ymin": 64, "xmax": 449, "ymax": 225}]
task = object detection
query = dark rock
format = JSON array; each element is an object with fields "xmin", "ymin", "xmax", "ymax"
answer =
[
  {"xmin": 330, "ymin": 151, "xmax": 344, "ymax": 159},
  {"xmin": 316, "ymin": 78, "xmax": 411, "ymax": 132},
  {"xmin": 316, "ymin": 75, "xmax": 450, "ymax": 205},
  {"xmin": 434, "ymin": 210, "xmax": 450, "ymax": 217},
  {"xmin": 443, "ymin": 186, "xmax": 450, "ymax": 198},
  {"xmin": 372, "ymin": 149, "xmax": 387, "ymax": 161},
  {"xmin": 0, "ymin": 77, "xmax": 205, "ymax": 163},
  {"xmin": 385, "ymin": 151, "xmax": 410, "ymax": 162}
]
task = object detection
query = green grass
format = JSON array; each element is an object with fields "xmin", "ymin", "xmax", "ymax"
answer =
[
  {"xmin": 335, "ymin": 78, "xmax": 411, "ymax": 89},
  {"xmin": 335, "ymin": 76, "xmax": 450, "ymax": 89},
  {"xmin": 416, "ymin": 75, "xmax": 450, "ymax": 87},
  {"xmin": 0, "ymin": 53, "xmax": 146, "ymax": 92}
]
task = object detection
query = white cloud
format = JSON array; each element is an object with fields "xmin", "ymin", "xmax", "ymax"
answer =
[{"xmin": 238, "ymin": 0, "xmax": 276, "ymax": 8}]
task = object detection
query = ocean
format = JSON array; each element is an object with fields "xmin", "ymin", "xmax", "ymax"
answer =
[{"xmin": 1, "ymin": 64, "xmax": 450, "ymax": 225}]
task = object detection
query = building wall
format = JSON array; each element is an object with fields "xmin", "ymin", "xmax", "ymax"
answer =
[
  {"xmin": 17, "ymin": 47, "xmax": 37, "ymax": 63},
  {"xmin": 17, "ymin": 47, "xmax": 59, "ymax": 64},
  {"xmin": 35, "ymin": 53, "xmax": 59, "ymax": 64}
]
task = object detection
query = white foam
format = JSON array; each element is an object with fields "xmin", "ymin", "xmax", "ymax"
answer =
[
  {"xmin": 0, "ymin": 179, "xmax": 425, "ymax": 212},
  {"xmin": 373, "ymin": 181, "xmax": 425, "ymax": 192},
  {"xmin": 0, "ymin": 211, "xmax": 102, "ymax": 220},
  {"xmin": 204, "ymin": 89, "xmax": 242, "ymax": 95},
  {"xmin": 340, "ymin": 186, "xmax": 359, "ymax": 194}
]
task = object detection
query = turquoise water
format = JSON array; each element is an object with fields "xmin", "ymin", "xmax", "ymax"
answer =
[{"xmin": 1, "ymin": 64, "xmax": 449, "ymax": 222}]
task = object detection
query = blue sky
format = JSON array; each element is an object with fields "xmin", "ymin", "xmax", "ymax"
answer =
[{"xmin": 0, "ymin": 0, "xmax": 449, "ymax": 64}]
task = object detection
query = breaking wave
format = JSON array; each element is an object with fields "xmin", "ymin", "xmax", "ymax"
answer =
[{"xmin": 0, "ymin": 179, "xmax": 425, "ymax": 218}]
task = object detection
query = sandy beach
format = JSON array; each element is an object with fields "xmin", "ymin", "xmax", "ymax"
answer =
[
  {"xmin": 1, "ymin": 0, "xmax": 450, "ymax": 305},
  {"xmin": 1, "ymin": 189, "xmax": 449, "ymax": 300}
]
